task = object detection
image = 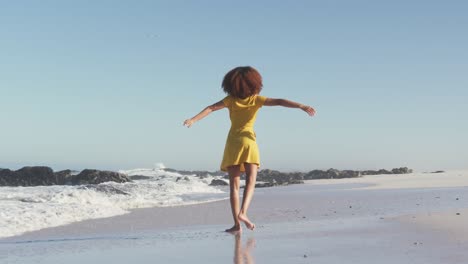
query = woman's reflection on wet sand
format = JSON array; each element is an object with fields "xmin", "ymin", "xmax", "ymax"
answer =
[{"xmin": 233, "ymin": 233, "xmax": 256, "ymax": 264}]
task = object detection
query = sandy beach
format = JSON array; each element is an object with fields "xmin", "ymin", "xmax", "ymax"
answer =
[{"xmin": 1, "ymin": 171, "xmax": 467, "ymax": 264}]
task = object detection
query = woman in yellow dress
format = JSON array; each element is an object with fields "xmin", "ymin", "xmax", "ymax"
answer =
[{"xmin": 183, "ymin": 66, "xmax": 315, "ymax": 233}]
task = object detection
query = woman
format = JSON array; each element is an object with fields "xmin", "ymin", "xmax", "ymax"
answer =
[{"xmin": 183, "ymin": 66, "xmax": 315, "ymax": 233}]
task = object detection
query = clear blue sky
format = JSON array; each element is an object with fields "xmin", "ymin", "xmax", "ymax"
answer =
[{"xmin": 1, "ymin": 1, "xmax": 467, "ymax": 172}]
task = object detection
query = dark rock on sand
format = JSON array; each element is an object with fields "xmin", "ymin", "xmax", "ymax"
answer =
[
  {"xmin": 304, "ymin": 169, "xmax": 360, "ymax": 180},
  {"xmin": 254, "ymin": 167, "xmax": 412, "ymax": 187},
  {"xmin": 391, "ymin": 167, "xmax": 413, "ymax": 174},
  {"xmin": 255, "ymin": 182, "xmax": 276, "ymax": 188},
  {"xmin": 209, "ymin": 179, "xmax": 229, "ymax": 186},
  {"xmin": 257, "ymin": 169, "xmax": 304, "ymax": 185}
]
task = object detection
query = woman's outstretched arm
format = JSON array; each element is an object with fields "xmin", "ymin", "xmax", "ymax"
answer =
[
  {"xmin": 183, "ymin": 100, "xmax": 225, "ymax": 128},
  {"xmin": 264, "ymin": 98, "xmax": 316, "ymax": 116}
]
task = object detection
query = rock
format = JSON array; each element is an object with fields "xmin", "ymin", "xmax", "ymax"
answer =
[
  {"xmin": 175, "ymin": 176, "xmax": 190, "ymax": 182},
  {"xmin": 377, "ymin": 169, "xmax": 392, "ymax": 174},
  {"xmin": 209, "ymin": 179, "xmax": 228, "ymax": 186},
  {"xmin": 71, "ymin": 169, "xmax": 130, "ymax": 185},
  {"xmin": 304, "ymin": 170, "xmax": 329, "ymax": 180},
  {"xmin": 255, "ymin": 182, "xmax": 276, "ymax": 188},
  {"xmin": 0, "ymin": 166, "xmax": 56, "ymax": 186},
  {"xmin": 18, "ymin": 166, "xmax": 56, "ymax": 186},
  {"xmin": 327, "ymin": 168, "xmax": 340, "ymax": 178},
  {"xmin": 304, "ymin": 169, "xmax": 361, "ymax": 180},
  {"xmin": 55, "ymin": 169, "xmax": 73, "ymax": 185},
  {"xmin": 431, "ymin": 170, "xmax": 445, "ymax": 173},
  {"xmin": 391, "ymin": 167, "xmax": 412, "ymax": 174},
  {"xmin": 0, "ymin": 168, "xmax": 15, "ymax": 186},
  {"xmin": 257, "ymin": 170, "xmax": 304, "ymax": 185},
  {"xmin": 360, "ymin": 170, "xmax": 379, "ymax": 176},
  {"xmin": 0, "ymin": 165, "xmax": 414, "ymax": 188},
  {"xmin": 289, "ymin": 179, "xmax": 304, "ymax": 184},
  {"xmin": 129, "ymin": 175, "xmax": 152, "ymax": 180},
  {"xmin": 0, "ymin": 166, "xmax": 131, "ymax": 186},
  {"xmin": 338, "ymin": 170, "xmax": 360, "ymax": 178},
  {"xmin": 361, "ymin": 167, "xmax": 412, "ymax": 175}
]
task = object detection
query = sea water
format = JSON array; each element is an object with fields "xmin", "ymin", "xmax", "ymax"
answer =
[{"xmin": 0, "ymin": 165, "xmax": 227, "ymax": 238}]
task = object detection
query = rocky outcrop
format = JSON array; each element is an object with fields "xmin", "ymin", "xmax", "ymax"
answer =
[
  {"xmin": 304, "ymin": 169, "xmax": 360, "ymax": 180},
  {"xmin": 55, "ymin": 169, "xmax": 74, "ymax": 184},
  {"xmin": 0, "ymin": 166, "xmax": 56, "ymax": 186},
  {"xmin": 254, "ymin": 167, "xmax": 412, "ymax": 187},
  {"xmin": 391, "ymin": 167, "xmax": 412, "ymax": 174},
  {"xmin": 257, "ymin": 169, "xmax": 305, "ymax": 185},
  {"xmin": 71, "ymin": 169, "xmax": 129, "ymax": 185},
  {"xmin": 0, "ymin": 166, "xmax": 130, "ymax": 187},
  {"xmin": 0, "ymin": 165, "xmax": 414, "ymax": 189},
  {"xmin": 361, "ymin": 167, "xmax": 412, "ymax": 175}
]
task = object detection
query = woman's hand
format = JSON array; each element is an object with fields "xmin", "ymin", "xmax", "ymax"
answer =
[
  {"xmin": 183, "ymin": 119, "xmax": 195, "ymax": 128},
  {"xmin": 300, "ymin": 105, "xmax": 316, "ymax": 116}
]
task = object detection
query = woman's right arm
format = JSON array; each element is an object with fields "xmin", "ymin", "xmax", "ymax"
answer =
[
  {"xmin": 264, "ymin": 98, "xmax": 316, "ymax": 116},
  {"xmin": 183, "ymin": 100, "xmax": 226, "ymax": 128}
]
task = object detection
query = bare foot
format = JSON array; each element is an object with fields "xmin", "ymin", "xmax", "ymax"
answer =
[
  {"xmin": 225, "ymin": 225, "xmax": 242, "ymax": 233},
  {"xmin": 238, "ymin": 213, "xmax": 255, "ymax": 230}
]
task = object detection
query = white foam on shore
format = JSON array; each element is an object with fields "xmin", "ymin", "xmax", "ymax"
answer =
[{"xmin": 0, "ymin": 167, "xmax": 227, "ymax": 238}]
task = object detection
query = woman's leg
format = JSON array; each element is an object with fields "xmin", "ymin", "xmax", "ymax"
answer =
[
  {"xmin": 226, "ymin": 165, "xmax": 241, "ymax": 232},
  {"xmin": 238, "ymin": 163, "xmax": 257, "ymax": 230}
]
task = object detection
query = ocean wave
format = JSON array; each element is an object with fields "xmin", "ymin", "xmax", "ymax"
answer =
[{"xmin": 0, "ymin": 166, "xmax": 227, "ymax": 238}]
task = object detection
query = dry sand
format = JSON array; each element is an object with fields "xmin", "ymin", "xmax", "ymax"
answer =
[{"xmin": 1, "ymin": 171, "xmax": 467, "ymax": 264}]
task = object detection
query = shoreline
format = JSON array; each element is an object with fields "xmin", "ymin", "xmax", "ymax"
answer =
[
  {"xmin": 3, "ymin": 171, "xmax": 467, "ymax": 241},
  {"xmin": 1, "ymin": 172, "xmax": 467, "ymax": 263}
]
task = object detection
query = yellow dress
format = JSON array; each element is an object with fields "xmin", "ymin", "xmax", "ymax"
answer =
[{"xmin": 220, "ymin": 95, "xmax": 267, "ymax": 172}]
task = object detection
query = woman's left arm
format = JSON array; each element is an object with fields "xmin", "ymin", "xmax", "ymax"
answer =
[{"xmin": 183, "ymin": 100, "xmax": 225, "ymax": 128}]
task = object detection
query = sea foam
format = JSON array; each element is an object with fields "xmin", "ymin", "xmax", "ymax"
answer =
[{"xmin": 0, "ymin": 166, "xmax": 227, "ymax": 238}]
